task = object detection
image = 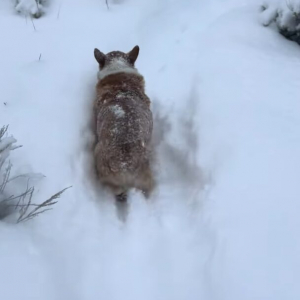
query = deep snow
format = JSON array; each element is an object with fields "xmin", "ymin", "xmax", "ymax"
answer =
[{"xmin": 1, "ymin": 0, "xmax": 300, "ymax": 299}]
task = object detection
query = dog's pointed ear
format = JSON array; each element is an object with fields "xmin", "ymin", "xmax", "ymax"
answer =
[
  {"xmin": 94, "ymin": 48, "xmax": 106, "ymax": 68},
  {"xmin": 128, "ymin": 45, "xmax": 139, "ymax": 65}
]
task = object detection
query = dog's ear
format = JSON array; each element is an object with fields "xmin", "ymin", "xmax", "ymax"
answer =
[
  {"xmin": 127, "ymin": 45, "xmax": 139, "ymax": 65},
  {"xmin": 94, "ymin": 48, "xmax": 106, "ymax": 68}
]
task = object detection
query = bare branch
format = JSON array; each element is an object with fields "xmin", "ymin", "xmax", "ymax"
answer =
[
  {"xmin": 0, "ymin": 162, "xmax": 12, "ymax": 193},
  {"xmin": 17, "ymin": 186, "xmax": 71, "ymax": 223},
  {"xmin": 30, "ymin": 17, "xmax": 36, "ymax": 31},
  {"xmin": 7, "ymin": 173, "xmax": 45, "ymax": 184},
  {"xmin": 17, "ymin": 185, "xmax": 34, "ymax": 222},
  {"xmin": 0, "ymin": 125, "xmax": 9, "ymax": 140}
]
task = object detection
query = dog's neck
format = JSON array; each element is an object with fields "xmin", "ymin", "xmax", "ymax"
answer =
[{"xmin": 97, "ymin": 58, "xmax": 139, "ymax": 80}]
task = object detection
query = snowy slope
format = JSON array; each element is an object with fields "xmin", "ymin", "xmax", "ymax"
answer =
[{"xmin": 1, "ymin": 0, "xmax": 300, "ymax": 299}]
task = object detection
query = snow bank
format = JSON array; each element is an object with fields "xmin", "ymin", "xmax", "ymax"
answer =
[
  {"xmin": 261, "ymin": 0, "xmax": 300, "ymax": 44},
  {"xmin": 15, "ymin": 0, "xmax": 45, "ymax": 18}
]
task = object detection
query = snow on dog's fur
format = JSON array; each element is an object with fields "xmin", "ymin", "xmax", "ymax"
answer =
[{"xmin": 93, "ymin": 46, "xmax": 154, "ymax": 202}]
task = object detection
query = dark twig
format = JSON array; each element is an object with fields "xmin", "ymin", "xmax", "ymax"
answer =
[
  {"xmin": 0, "ymin": 162, "xmax": 12, "ymax": 193},
  {"xmin": 30, "ymin": 17, "xmax": 36, "ymax": 31},
  {"xmin": 0, "ymin": 125, "xmax": 8, "ymax": 140}
]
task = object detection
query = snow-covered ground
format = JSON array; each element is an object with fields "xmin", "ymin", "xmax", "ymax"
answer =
[{"xmin": 1, "ymin": 0, "xmax": 300, "ymax": 299}]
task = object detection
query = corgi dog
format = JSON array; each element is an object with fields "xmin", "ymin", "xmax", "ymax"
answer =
[{"xmin": 93, "ymin": 46, "xmax": 154, "ymax": 202}]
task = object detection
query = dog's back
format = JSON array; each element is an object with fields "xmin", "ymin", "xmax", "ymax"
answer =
[{"xmin": 93, "ymin": 46, "xmax": 154, "ymax": 200}]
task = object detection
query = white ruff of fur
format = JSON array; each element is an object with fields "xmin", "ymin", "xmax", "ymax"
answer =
[{"xmin": 97, "ymin": 58, "xmax": 139, "ymax": 80}]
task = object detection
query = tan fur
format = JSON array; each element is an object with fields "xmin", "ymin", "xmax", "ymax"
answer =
[{"xmin": 93, "ymin": 48, "xmax": 154, "ymax": 200}]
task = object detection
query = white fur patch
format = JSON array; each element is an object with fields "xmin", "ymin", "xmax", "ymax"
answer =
[{"xmin": 97, "ymin": 58, "xmax": 138, "ymax": 80}]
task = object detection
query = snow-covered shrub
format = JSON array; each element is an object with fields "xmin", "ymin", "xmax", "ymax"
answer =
[
  {"xmin": 0, "ymin": 125, "xmax": 70, "ymax": 223},
  {"xmin": 14, "ymin": 0, "xmax": 45, "ymax": 18},
  {"xmin": 261, "ymin": 0, "xmax": 300, "ymax": 44},
  {"xmin": 0, "ymin": 125, "xmax": 20, "ymax": 220}
]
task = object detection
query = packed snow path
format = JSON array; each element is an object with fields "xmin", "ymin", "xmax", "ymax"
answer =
[{"xmin": 0, "ymin": 0, "xmax": 300, "ymax": 299}]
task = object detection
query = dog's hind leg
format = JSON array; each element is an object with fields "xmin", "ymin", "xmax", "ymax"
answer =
[
  {"xmin": 115, "ymin": 192, "xmax": 128, "ymax": 222},
  {"xmin": 136, "ymin": 163, "xmax": 155, "ymax": 199},
  {"xmin": 115, "ymin": 192, "xmax": 127, "ymax": 202}
]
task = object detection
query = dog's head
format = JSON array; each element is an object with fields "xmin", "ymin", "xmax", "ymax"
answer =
[{"xmin": 94, "ymin": 46, "xmax": 139, "ymax": 79}]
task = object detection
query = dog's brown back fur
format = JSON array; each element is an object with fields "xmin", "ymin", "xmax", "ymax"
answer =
[{"xmin": 93, "ymin": 47, "xmax": 154, "ymax": 199}]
